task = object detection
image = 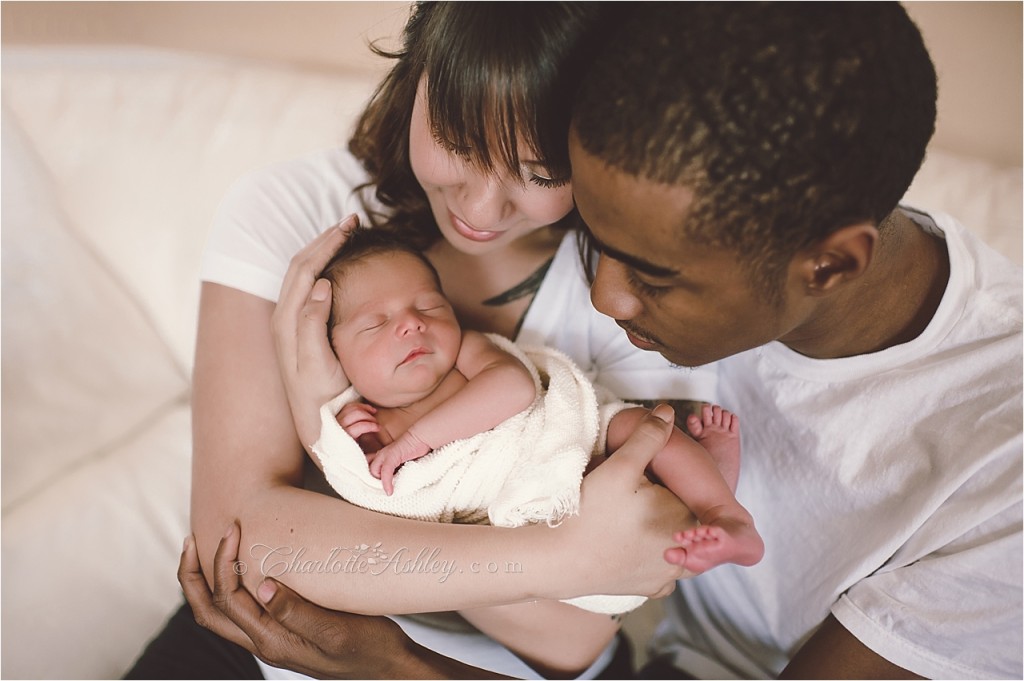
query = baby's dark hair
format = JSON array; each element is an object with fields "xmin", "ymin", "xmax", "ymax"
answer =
[
  {"xmin": 320, "ymin": 226, "xmax": 442, "ymax": 330},
  {"xmin": 572, "ymin": 2, "xmax": 937, "ymax": 301}
]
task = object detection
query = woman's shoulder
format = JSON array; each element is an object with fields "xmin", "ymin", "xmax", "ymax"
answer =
[{"xmin": 201, "ymin": 148, "xmax": 378, "ymax": 300}]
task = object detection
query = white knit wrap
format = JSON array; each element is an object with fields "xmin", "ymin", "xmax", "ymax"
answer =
[{"xmin": 312, "ymin": 334, "xmax": 647, "ymax": 614}]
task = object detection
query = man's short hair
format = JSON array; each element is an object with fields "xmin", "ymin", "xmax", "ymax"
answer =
[{"xmin": 572, "ymin": 2, "xmax": 937, "ymax": 299}]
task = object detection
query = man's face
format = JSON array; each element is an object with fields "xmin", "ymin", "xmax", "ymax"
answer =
[{"xmin": 570, "ymin": 135, "xmax": 809, "ymax": 367}]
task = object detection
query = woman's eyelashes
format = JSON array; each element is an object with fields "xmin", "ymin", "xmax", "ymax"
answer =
[
  {"xmin": 432, "ymin": 128, "xmax": 568, "ymax": 190},
  {"xmin": 432, "ymin": 130, "xmax": 472, "ymax": 159},
  {"xmin": 526, "ymin": 170, "xmax": 568, "ymax": 189}
]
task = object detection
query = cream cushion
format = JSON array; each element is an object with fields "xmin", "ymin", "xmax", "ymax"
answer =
[{"xmin": 1, "ymin": 47, "xmax": 377, "ymax": 679}]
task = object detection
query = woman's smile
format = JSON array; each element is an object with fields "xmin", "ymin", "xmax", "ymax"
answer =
[{"xmin": 448, "ymin": 210, "xmax": 503, "ymax": 242}]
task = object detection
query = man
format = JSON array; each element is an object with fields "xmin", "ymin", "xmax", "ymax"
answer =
[
  {"xmin": 179, "ymin": 3, "xmax": 1022, "ymax": 678},
  {"xmin": 568, "ymin": 4, "xmax": 1021, "ymax": 678}
]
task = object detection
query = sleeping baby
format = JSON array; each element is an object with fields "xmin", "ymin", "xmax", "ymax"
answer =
[{"xmin": 299, "ymin": 226, "xmax": 763, "ymax": 613}]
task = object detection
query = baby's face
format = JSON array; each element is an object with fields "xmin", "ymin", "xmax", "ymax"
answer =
[{"xmin": 330, "ymin": 252, "xmax": 462, "ymax": 407}]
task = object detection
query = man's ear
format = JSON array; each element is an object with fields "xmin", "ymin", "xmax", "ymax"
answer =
[{"xmin": 795, "ymin": 223, "xmax": 878, "ymax": 295}]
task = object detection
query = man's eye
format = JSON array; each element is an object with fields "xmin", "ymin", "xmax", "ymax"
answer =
[{"xmin": 628, "ymin": 270, "xmax": 669, "ymax": 298}]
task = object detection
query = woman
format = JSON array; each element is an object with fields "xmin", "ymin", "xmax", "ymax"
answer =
[{"xmin": 130, "ymin": 3, "xmax": 714, "ymax": 678}]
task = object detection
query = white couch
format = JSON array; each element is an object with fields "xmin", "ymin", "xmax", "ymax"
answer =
[{"xmin": 2, "ymin": 40, "xmax": 1021, "ymax": 681}]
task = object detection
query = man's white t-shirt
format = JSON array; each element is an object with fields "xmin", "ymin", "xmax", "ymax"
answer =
[
  {"xmin": 650, "ymin": 208, "xmax": 1023, "ymax": 679},
  {"xmin": 199, "ymin": 147, "xmax": 718, "ymax": 678}
]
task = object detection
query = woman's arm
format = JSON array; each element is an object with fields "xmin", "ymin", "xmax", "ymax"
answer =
[
  {"xmin": 184, "ymin": 404, "xmax": 689, "ymax": 678},
  {"xmin": 180, "ymin": 525, "xmax": 510, "ymax": 680},
  {"xmin": 191, "ymin": 276, "xmax": 690, "ymax": 615},
  {"xmin": 459, "ymin": 602, "xmax": 619, "ymax": 679},
  {"xmin": 191, "ymin": 281, "xmax": 546, "ymax": 611}
]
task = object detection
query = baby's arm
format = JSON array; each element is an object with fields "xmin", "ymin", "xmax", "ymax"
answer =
[
  {"xmin": 372, "ymin": 331, "xmax": 537, "ymax": 493},
  {"xmin": 607, "ymin": 405, "xmax": 764, "ymax": 574},
  {"xmin": 413, "ymin": 330, "xmax": 536, "ymax": 445}
]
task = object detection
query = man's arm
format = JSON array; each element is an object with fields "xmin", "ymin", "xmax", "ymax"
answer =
[{"xmin": 780, "ymin": 615, "xmax": 923, "ymax": 680}]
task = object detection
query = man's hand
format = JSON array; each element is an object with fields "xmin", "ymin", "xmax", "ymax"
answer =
[{"xmin": 180, "ymin": 522, "xmax": 494, "ymax": 679}]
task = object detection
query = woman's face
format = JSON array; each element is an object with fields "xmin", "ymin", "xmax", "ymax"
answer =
[{"xmin": 408, "ymin": 78, "xmax": 575, "ymax": 255}]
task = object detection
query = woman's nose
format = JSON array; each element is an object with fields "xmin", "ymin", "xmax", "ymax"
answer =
[
  {"xmin": 591, "ymin": 255, "xmax": 643, "ymax": 321},
  {"xmin": 457, "ymin": 174, "xmax": 513, "ymax": 230}
]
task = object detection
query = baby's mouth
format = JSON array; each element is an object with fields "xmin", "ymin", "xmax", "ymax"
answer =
[{"xmin": 401, "ymin": 347, "xmax": 430, "ymax": 365}]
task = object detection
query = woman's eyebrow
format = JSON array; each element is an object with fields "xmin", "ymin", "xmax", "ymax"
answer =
[{"xmin": 586, "ymin": 230, "xmax": 679, "ymax": 278}]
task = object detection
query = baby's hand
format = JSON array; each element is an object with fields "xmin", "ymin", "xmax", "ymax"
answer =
[
  {"xmin": 337, "ymin": 402, "xmax": 385, "ymax": 454},
  {"xmin": 368, "ymin": 431, "xmax": 431, "ymax": 495},
  {"xmin": 337, "ymin": 402, "xmax": 379, "ymax": 439}
]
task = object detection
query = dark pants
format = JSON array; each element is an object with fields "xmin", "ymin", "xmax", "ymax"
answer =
[
  {"xmin": 124, "ymin": 602, "xmax": 262, "ymax": 679},
  {"xmin": 125, "ymin": 600, "xmax": 636, "ymax": 679}
]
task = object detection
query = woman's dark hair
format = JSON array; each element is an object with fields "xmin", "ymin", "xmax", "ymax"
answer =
[{"xmin": 350, "ymin": 2, "xmax": 622, "ymax": 250}]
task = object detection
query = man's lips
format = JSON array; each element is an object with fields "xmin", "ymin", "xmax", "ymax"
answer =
[
  {"xmin": 618, "ymin": 322, "xmax": 660, "ymax": 350},
  {"xmin": 449, "ymin": 211, "xmax": 502, "ymax": 242}
]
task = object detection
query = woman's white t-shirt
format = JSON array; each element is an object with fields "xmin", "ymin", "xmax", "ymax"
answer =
[
  {"xmin": 199, "ymin": 147, "xmax": 719, "ymax": 678},
  {"xmin": 650, "ymin": 209, "xmax": 1023, "ymax": 679}
]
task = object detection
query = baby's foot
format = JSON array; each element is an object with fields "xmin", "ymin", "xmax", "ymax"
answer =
[
  {"xmin": 666, "ymin": 517, "xmax": 764, "ymax": 574},
  {"xmin": 687, "ymin": 404, "xmax": 740, "ymax": 491}
]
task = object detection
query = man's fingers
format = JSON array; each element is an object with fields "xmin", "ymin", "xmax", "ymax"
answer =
[
  {"xmin": 208, "ymin": 524, "xmax": 296, "ymax": 648},
  {"xmin": 178, "ymin": 534, "xmax": 257, "ymax": 652},
  {"xmin": 258, "ymin": 579, "xmax": 351, "ymax": 648}
]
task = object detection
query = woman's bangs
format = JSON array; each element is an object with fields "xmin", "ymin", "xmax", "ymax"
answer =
[{"xmin": 426, "ymin": 62, "xmax": 545, "ymax": 183}]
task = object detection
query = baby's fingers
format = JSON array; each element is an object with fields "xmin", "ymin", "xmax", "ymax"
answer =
[{"xmin": 344, "ymin": 421, "xmax": 380, "ymax": 440}]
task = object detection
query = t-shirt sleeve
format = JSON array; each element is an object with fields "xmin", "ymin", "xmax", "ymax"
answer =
[
  {"xmin": 833, "ymin": 499, "xmax": 1023, "ymax": 679},
  {"xmin": 199, "ymin": 148, "xmax": 374, "ymax": 302}
]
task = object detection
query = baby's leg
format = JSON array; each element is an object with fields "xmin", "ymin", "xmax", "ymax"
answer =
[
  {"xmin": 614, "ymin": 406, "xmax": 762, "ymax": 574},
  {"xmin": 686, "ymin": 404, "xmax": 741, "ymax": 491}
]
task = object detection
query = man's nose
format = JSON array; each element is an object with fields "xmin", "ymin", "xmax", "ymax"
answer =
[{"xmin": 591, "ymin": 255, "xmax": 643, "ymax": 321}]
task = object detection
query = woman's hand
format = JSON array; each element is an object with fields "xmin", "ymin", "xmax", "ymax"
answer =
[
  {"xmin": 551, "ymin": 404, "xmax": 696, "ymax": 599},
  {"xmin": 272, "ymin": 216, "xmax": 359, "ymax": 448},
  {"xmin": 180, "ymin": 522, "xmax": 508, "ymax": 680}
]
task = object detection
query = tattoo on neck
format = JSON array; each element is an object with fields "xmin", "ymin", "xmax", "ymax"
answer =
[{"xmin": 482, "ymin": 257, "xmax": 554, "ymax": 307}]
